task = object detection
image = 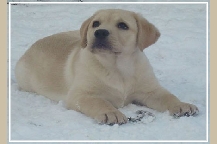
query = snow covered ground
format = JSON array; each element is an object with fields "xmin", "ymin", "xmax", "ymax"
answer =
[{"xmin": 9, "ymin": 1, "xmax": 208, "ymax": 142}]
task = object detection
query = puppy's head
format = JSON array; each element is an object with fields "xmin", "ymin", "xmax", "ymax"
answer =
[{"xmin": 80, "ymin": 9, "xmax": 160, "ymax": 54}]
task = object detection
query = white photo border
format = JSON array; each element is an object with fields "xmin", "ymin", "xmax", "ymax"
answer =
[{"xmin": 8, "ymin": 1, "xmax": 209, "ymax": 143}]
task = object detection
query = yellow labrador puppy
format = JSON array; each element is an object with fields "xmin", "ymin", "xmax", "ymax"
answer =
[{"xmin": 15, "ymin": 9, "xmax": 198, "ymax": 125}]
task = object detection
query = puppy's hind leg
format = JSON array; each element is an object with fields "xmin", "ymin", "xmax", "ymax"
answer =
[{"xmin": 15, "ymin": 58, "xmax": 33, "ymax": 92}]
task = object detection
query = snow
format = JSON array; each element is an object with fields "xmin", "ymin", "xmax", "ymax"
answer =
[{"xmin": 9, "ymin": 1, "xmax": 208, "ymax": 142}]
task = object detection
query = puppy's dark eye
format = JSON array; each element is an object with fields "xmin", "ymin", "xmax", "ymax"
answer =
[
  {"xmin": 92, "ymin": 21, "xmax": 100, "ymax": 28},
  {"xmin": 117, "ymin": 22, "xmax": 129, "ymax": 30}
]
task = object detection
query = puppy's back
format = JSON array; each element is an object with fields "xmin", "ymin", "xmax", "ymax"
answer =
[{"xmin": 15, "ymin": 30, "xmax": 80, "ymax": 101}]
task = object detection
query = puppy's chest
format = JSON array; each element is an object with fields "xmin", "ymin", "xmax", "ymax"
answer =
[
  {"xmin": 106, "ymin": 58, "xmax": 136, "ymax": 96},
  {"xmin": 116, "ymin": 57, "xmax": 135, "ymax": 77}
]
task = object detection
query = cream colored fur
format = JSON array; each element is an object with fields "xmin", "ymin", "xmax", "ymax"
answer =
[{"xmin": 15, "ymin": 9, "xmax": 198, "ymax": 125}]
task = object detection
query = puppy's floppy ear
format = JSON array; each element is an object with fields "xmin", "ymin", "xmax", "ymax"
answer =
[
  {"xmin": 134, "ymin": 13, "xmax": 160, "ymax": 51},
  {"xmin": 80, "ymin": 15, "xmax": 95, "ymax": 48}
]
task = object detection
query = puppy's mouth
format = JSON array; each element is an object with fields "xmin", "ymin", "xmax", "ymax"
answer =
[
  {"xmin": 92, "ymin": 39, "xmax": 111, "ymax": 50},
  {"xmin": 91, "ymin": 39, "xmax": 121, "ymax": 55}
]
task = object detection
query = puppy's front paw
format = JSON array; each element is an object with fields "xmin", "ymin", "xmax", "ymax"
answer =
[
  {"xmin": 169, "ymin": 102, "xmax": 199, "ymax": 118},
  {"xmin": 95, "ymin": 110, "xmax": 128, "ymax": 125}
]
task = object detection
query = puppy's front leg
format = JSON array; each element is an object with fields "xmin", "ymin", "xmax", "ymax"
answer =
[
  {"xmin": 136, "ymin": 87, "xmax": 199, "ymax": 117},
  {"xmin": 66, "ymin": 94, "xmax": 127, "ymax": 125}
]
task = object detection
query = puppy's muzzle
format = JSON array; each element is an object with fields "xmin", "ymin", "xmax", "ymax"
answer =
[{"xmin": 94, "ymin": 29, "xmax": 109, "ymax": 39}]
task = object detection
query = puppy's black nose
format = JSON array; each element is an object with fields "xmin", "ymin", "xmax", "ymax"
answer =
[{"xmin": 94, "ymin": 29, "xmax": 109, "ymax": 39}]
